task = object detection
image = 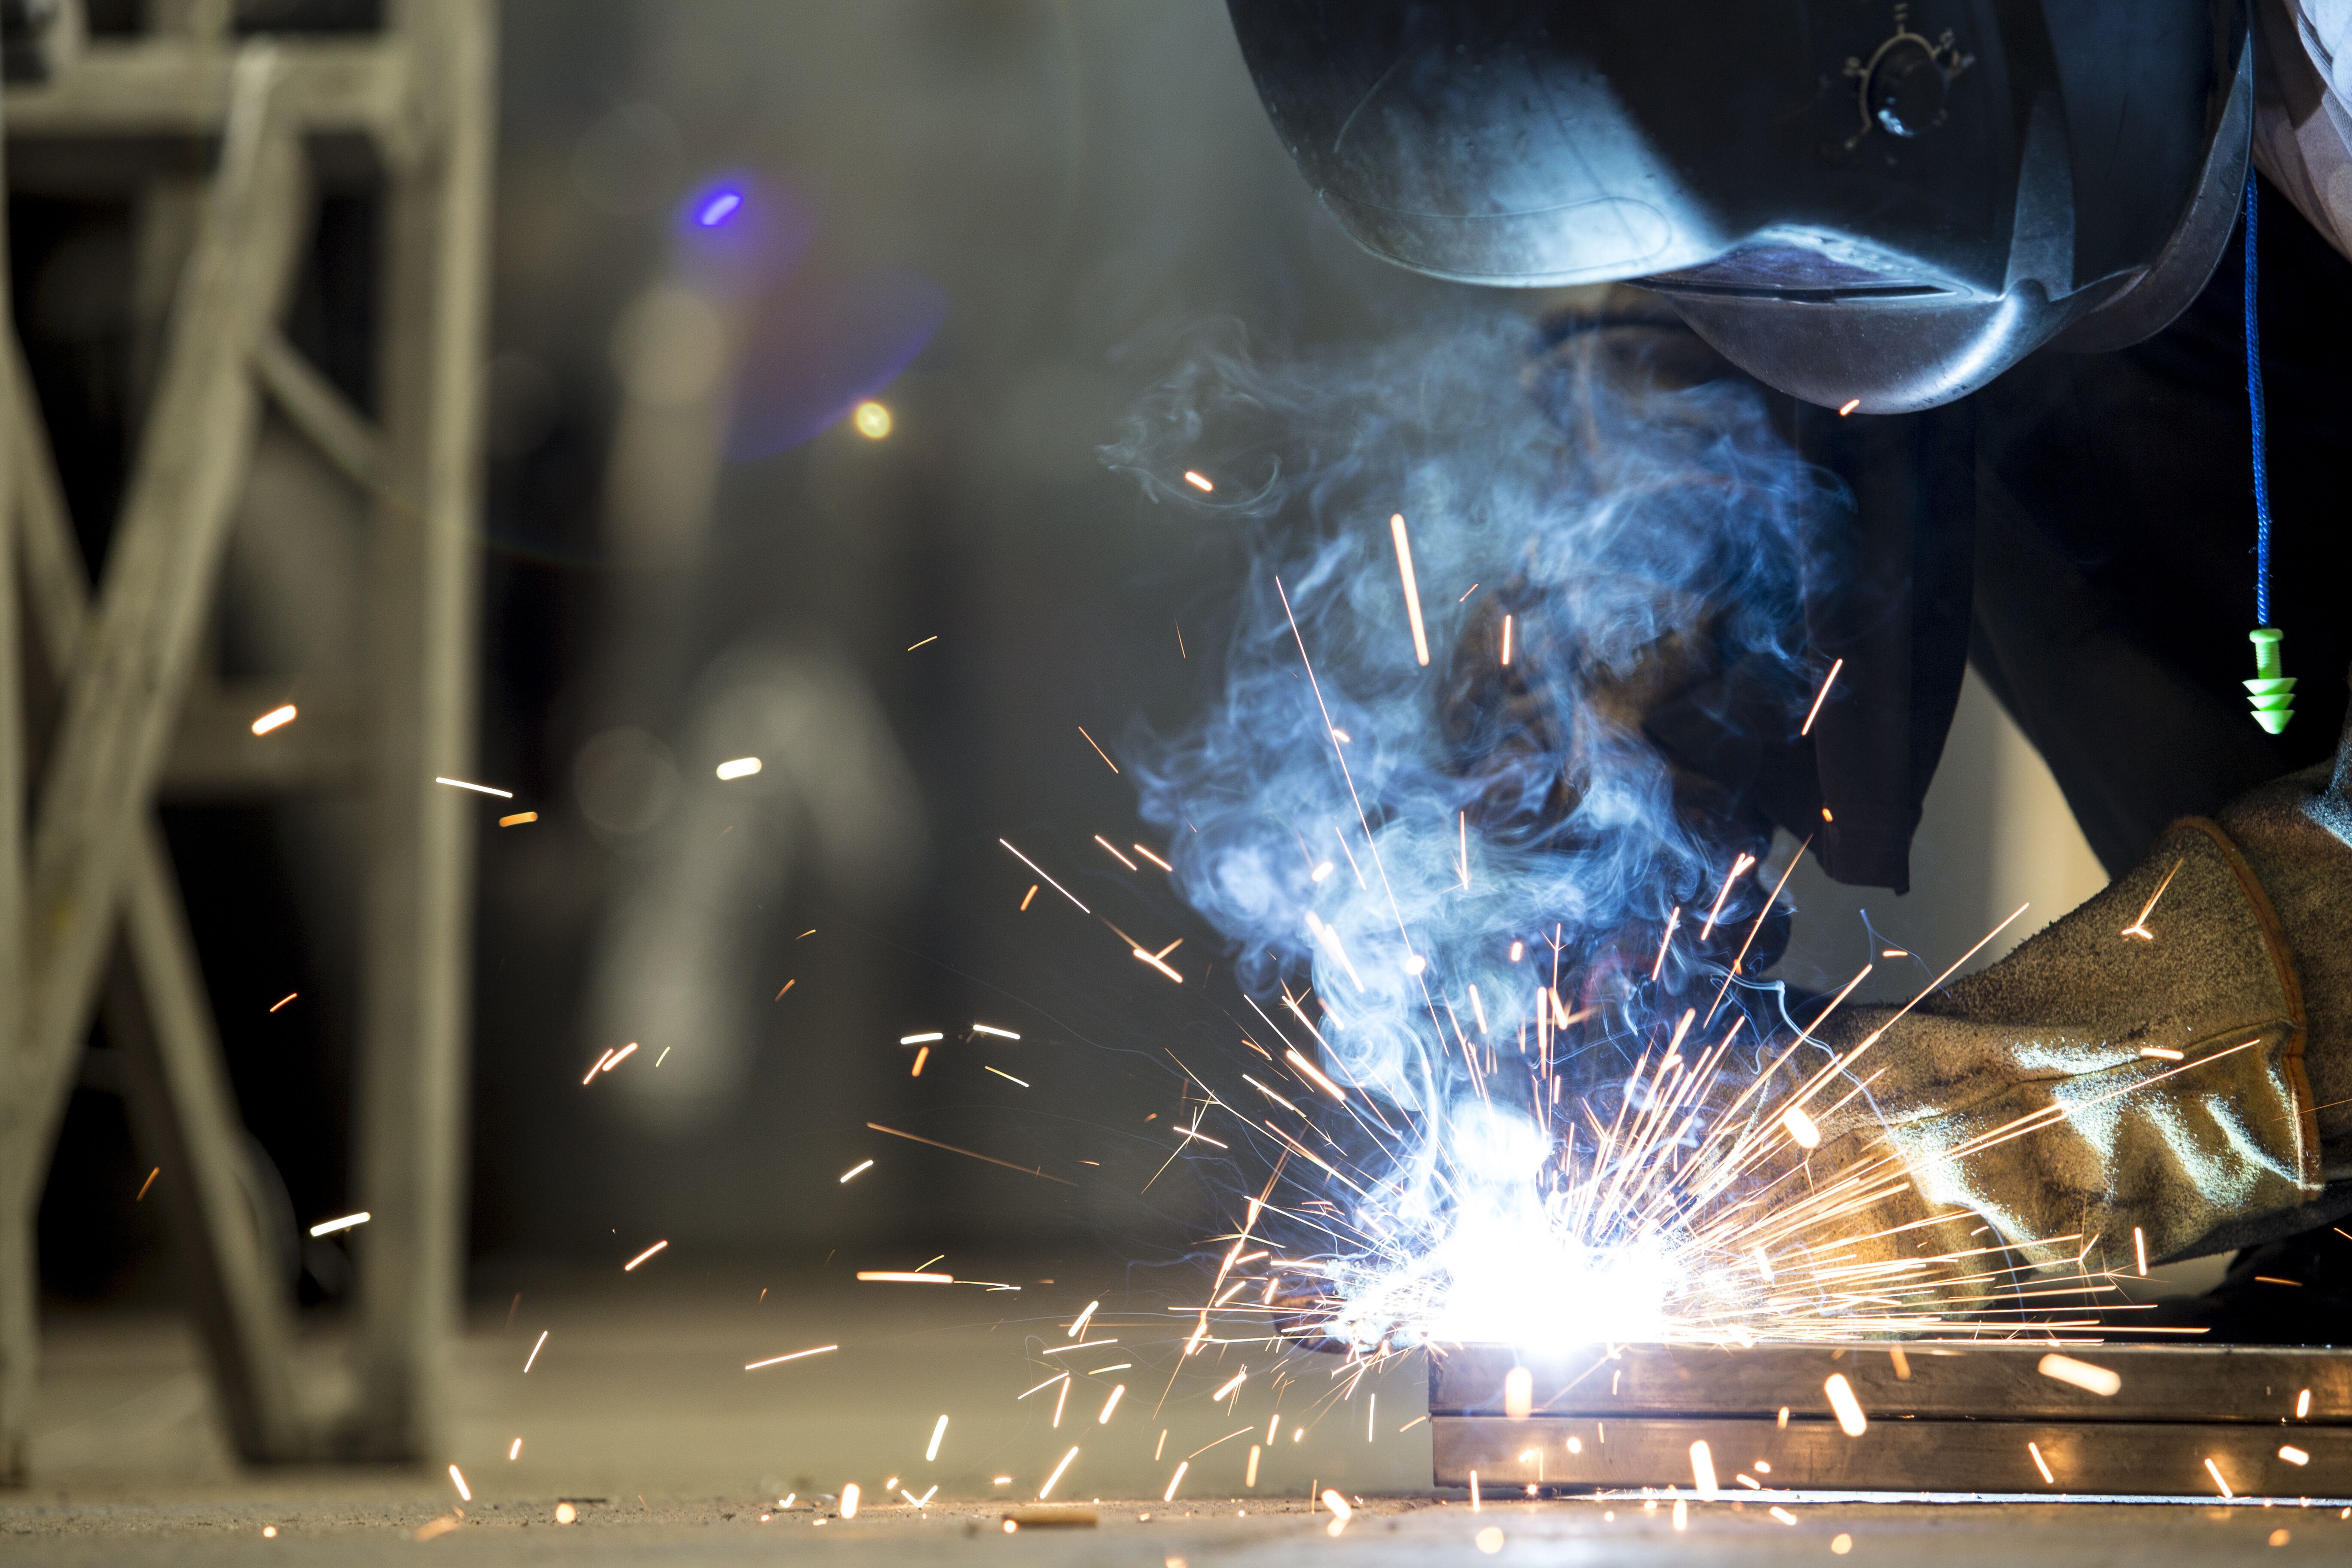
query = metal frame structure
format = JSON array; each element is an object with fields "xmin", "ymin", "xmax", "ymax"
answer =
[
  {"xmin": 0, "ymin": 0, "xmax": 492, "ymax": 1476},
  {"xmin": 1432, "ymin": 1342, "xmax": 2352, "ymax": 1498}
]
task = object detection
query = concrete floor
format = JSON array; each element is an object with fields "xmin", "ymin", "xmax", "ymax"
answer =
[{"xmin": 9, "ymin": 1268, "xmax": 2352, "ymax": 1562}]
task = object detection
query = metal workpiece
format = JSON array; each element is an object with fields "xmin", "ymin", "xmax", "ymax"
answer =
[{"xmin": 1431, "ymin": 1343, "xmax": 2352, "ymax": 1497}]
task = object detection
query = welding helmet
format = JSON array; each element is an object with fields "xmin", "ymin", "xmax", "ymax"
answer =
[{"xmin": 1226, "ymin": 0, "xmax": 2251, "ymax": 413}]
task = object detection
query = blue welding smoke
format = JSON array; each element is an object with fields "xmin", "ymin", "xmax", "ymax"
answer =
[{"xmin": 1106, "ymin": 305, "xmax": 1840, "ymax": 1122}]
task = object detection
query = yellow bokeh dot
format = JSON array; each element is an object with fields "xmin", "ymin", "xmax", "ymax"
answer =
[{"xmin": 852, "ymin": 401, "xmax": 893, "ymax": 439}]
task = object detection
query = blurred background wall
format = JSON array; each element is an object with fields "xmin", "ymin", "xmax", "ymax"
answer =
[{"xmin": 29, "ymin": 0, "xmax": 2107, "ymax": 1312}]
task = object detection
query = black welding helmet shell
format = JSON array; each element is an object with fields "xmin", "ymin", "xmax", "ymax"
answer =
[{"xmin": 1226, "ymin": 1, "xmax": 2251, "ymax": 413}]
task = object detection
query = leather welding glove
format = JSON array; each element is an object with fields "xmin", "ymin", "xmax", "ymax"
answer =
[{"xmin": 1736, "ymin": 683, "xmax": 2352, "ymax": 1303}]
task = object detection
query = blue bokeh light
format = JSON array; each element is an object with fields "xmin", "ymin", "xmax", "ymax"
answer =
[{"xmin": 694, "ymin": 187, "xmax": 744, "ymax": 228}]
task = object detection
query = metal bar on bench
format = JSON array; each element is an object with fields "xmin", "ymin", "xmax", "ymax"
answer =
[{"xmin": 1431, "ymin": 1342, "xmax": 2352, "ymax": 1497}]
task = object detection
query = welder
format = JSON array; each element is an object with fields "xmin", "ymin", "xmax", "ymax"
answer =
[{"xmin": 1225, "ymin": 1, "xmax": 2352, "ymax": 1330}]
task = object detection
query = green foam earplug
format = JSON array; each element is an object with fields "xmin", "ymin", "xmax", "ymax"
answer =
[{"xmin": 2245, "ymin": 627, "xmax": 2295, "ymax": 735}]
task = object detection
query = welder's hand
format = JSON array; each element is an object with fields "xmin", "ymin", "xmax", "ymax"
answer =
[{"xmin": 1745, "ymin": 690, "xmax": 2352, "ymax": 1301}]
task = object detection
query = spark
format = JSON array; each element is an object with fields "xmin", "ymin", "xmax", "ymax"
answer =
[
  {"xmin": 623, "ymin": 1240, "xmax": 668, "ymax": 1271},
  {"xmin": 1824, "ymin": 1374, "xmax": 1867, "ymax": 1436},
  {"xmin": 509, "ymin": 1438, "xmax": 522, "ymax": 1461},
  {"xmin": 1077, "ymin": 726, "xmax": 1120, "ymax": 773},
  {"xmin": 1459, "ymin": 583, "xmax": 1480, "ymax": 601},
  {"xmin": 308, "ymin": 1212, "xmax": 370, "ymax": 1237},
  {"xmin": 1068, "ymin": 1301, "xmax": 1099, "ymax": 1337},
  {"xmin": 744, "ymin": 1345, "xmax": 837, "ymax": 1370},
  {"xmin": 1211, "ymin": 1367, "xmax": 1248, "ymax": 1400},
  {"xmin": 1018, "ymin": 1372, "xmax": 1071, "ymax": 1399},
  {"xmin": 1173, "ymin": 1126, "xmax": 1228, "ymax": 1149},
  {"xmin": 2203, "ymin": 1457, "xmax": 2233, "ymax": 1498},
  {"xmin": 1699, "ymin": 853, "xmax": 1758, "ymax": 941},
  {"xmin": 2121, "ymin": 857, "xmax": 2185, "ymax": 940},
  {"xmin": 448, "ymin": 1465, "xmax": 470, "ymax": 1501},
  {"xmin": 269, "ymin": 993, "xmax": 297, "ymax": 1013},
  {"xmin": 852, "ymin": 400, "xmax": 891, "ymax": 439},
  {"xmin": 136, "ymin": 1167, "xmax": 159, "ymax": 1201},
  {"xmin": 1039, "ymin": 1446, "xmax": 1080, "ymax": 1498},
  {"xmin": 838, "ymin": 1160, "xmax": 874, "ymax": 1183},
  {"xmin": 900, "ymin": 1032, "xmax": 944, "ymax": 1044},
  {"xmin": 1501, "ymin": 613, "xmax": 1513, "ymax": 666},
  {"xmin": 524, "ymin": 1330, "xmax": 547, "ymax": 1372},
  {"xmin": 1133, "ymin": 842, "xmax": 1173, "ymax": 872},
  {"xmin": 1242, "ymin": 1075, "xmax": 1303, "ymax": 1116},
  {"xmin": 2282, "ymin": 1445, "xmax": 2309, "ymax": 1465},
  {"xmin": 972, "ymin": 1023, "xmax": 1021, "ymax": 1039},
  {"xmin": 1099, "ymin": 1385, "xmax": 1125, "ymax": 1423},
  {"xmin": 1649, "ymin": 906, "xmax": 1682, "ymax": 981},
  {"xmin": 2037, "ymin": 1354, "xmax": 2120, "ymax": 1396},
  {"xmin": 1134, "ymin": 948, "xmax": 1184, "ymax": 983},
  {"xmin": 906, "ymin": 635, "xmax": 937, "ymax": 651},
  {"xmin": 1183, "ymin": 471, "xmax": 1214, "ymax": 492},
  {"xmin": 1837, "ymin": 398, "xmax": 1861, "ymax": 415},
  {"xmin": 1467, "ymin": 984, "xmax": 1488, "ymax": 1034},
  {"xmin": 1095, "ymin": 835, "xmax": 1139, "ymax": 870},
  {"xmin": 1800, "ymin": 658, "xmax": 1845, "ymax": 736},
  {"xmin": 250, "ymin": 704, "xmax": 297, "ymax": 735},
  {"xmin": 1781, "ymin": 1106, "xmax": 1821, "ymax": 1150},
  {"xmin": 1389, "ymin": 514, "xmax": 1431, "ymax": 667},
  {"xmin": 1246, "ymin": 1445, "xmax": 1260, "ymax": 1486},
  {"xmin": 1689, "ymin": 1440, "xmax": 1719, "ymax": 1498},
  {"xmin": 1285, "ymin": 1048, "xmax": 1347, "ymax": 1103},
  {"xmin": 999, "ymin": 839, "xmax": 1089, "ymax": 913},
  {"xmin": 927, "ymin": 1415, "xmax": 949, "ymax": 1460},
  {"xmin": 856, "ymin": 1271, "xmax": 951, "ymax": 1284},
  {"xmin": 1769, "ymin": 1507, "xmax": 1799, "ymax": 1525},
  {"xmin": 602, "ymin": 1042, "xmax": 638, "ymax": 1071},
  {"xmin": 1019, "ymin": 883, "xmax": 1037, "ymax": 909},
  {"xmin": 716, "ymin": 757, "xmax": 762, "ymax": 780},
  {"xmin": 911, "ymin": 1046, "xmax": 928, "ymax": 1076},
  {"xmin": 498, "ymin": 811, "xmax": 537, "ymax": 826},
  {"xmin": 2298, "ymin": 1388, "xmax": 2312, "ymax": 1418},
  {"xmin": 984, "ymin": 1066, "xmax": 1031, "ymax": 1087},
  {"xmin": 841, "ymin": 1482, "xmax": 860, "ymax": 1519},
  {"xmin": 865, "ymin": 1122, "xmax": 1076, "ymax": 1184},
  {"xmin": 1162, "ymin": 1462, "xmax": 1188, "ymax": 1501},
  {"xmin": 776, "ymin": 980, "xmax": 796, "ymax": 999},
  {"xmin": 2139, "ymin": 1047, "xmax": 2184, "ymax": 1061},
  {"xmin": 1189, "ymin": 1425, "xmax": 1254, "ymax": 1459},
  {"xmin": 435, "ymin": 776, "xmax": 512, "ymax": 798},
  {"xmin": 1302, "ymin": 911, "xmax": 1366, "ymax": 991},
  {"xmin": 1042, "ymin": 1339, "xmax": 1118, "ymax": 1355}
]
